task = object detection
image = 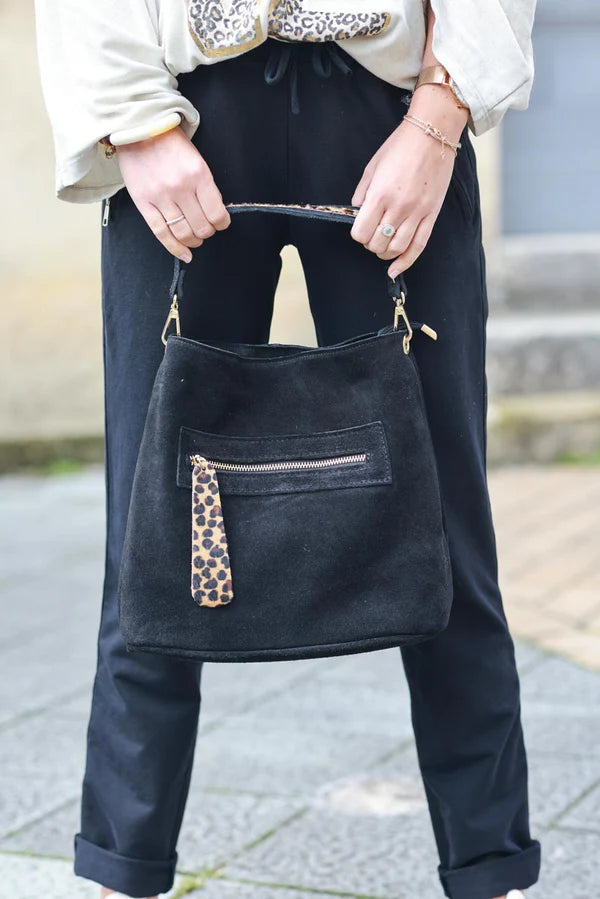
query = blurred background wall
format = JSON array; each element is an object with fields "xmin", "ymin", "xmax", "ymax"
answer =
[{"xmin": 1, "ymin": 0, "xmax": 598, "ymax": 470}]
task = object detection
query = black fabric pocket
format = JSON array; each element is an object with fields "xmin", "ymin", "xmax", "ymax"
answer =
[{"xmin": 449, "ymin": 130, "xmax": 477, "ymax": 224}]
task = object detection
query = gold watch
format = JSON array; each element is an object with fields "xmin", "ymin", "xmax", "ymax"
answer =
[{"xmin": 414, "ymin": 65, "xmax": 469, "ymax": 110}]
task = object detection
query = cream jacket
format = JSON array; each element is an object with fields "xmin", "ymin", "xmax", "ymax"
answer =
[{"xmin": 33, "ymin": 0, "xmax": 537, "ymax": 204}]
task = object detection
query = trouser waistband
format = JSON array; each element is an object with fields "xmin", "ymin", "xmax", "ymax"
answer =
[{"xmin": 263, "ymin": 37, "xmax": 354, "ymax": 114}]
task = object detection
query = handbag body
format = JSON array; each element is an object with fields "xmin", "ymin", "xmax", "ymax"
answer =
[{"xmin": 117, "ymin": 203, "xmax": 453, "ymax": 662}]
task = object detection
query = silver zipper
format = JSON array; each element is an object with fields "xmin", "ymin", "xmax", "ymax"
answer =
[
  {"xmin": 189, "ymin": 452, "xmax": 367, "ymax": 473},
  {"xmin": 102, "ymin": 196, "xmax": 111, "ymax": 227}
]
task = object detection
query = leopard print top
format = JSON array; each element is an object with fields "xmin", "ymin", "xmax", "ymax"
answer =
[{"xmin": 188, "ymin": 0, "xmax": 391, "ymax": 58}]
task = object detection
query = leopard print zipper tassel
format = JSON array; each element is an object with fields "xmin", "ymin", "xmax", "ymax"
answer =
[{"xmin": 190, "ymin": 455, "xmax": 234, "ymax": 607}]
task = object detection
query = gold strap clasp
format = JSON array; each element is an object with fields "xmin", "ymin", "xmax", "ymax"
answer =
[
  {"xmin": 161, "ymin": 294, "xmax": 181, "ymax": 346},
  {"xmin": 392, "ymin": 290, "xmax": 413, "ymax": 354}
]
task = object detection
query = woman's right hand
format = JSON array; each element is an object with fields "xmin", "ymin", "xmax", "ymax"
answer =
[{"xmin": 115, "ymin": 125, "xmax": 231, "ymax": 262}]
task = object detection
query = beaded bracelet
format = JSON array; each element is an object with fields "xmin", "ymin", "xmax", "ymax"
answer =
[{"xmin": 403, "ymin": 113, "xmax": 461, "ymax": 158}]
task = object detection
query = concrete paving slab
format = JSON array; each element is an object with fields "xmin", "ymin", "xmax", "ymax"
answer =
[
  {"xmin": 0, "ymin": 852, "xmax": 186, "ymax": 899},
  {"xmin": 0, "ymin": 854, "xmax": 99, "ymax": 899},
  {"xmin": 0, "ymin": 709, "xmax": 87, "ymax": 779},
  {"xmin": 0, "ymin": 472, "xmax": 105, "ymax": 586},
  {"xmin": 0, "ymin": 712, "xmax": 86, "ymax": 837},
  {"xmin": 525, "ymin": 827, "xmax": 600, "ymax": 899},
  {"xmin": 513, "ymin": 641, "xmax": 548, "ymax": 673},
  {"xmin": 519, "ymin": 656, "xmax": 600, "ymax": 707},
  {"xmin": 1, "ymin": 790, "xmax": 306, "ymax": 878},
  {"xmin": 354, "ymin": 738, "xmax": 600, "ymax": 835},
  {"xmin": 198, "ymin": 656, "xmax": 341, "ymax": 727},
  {"xmin": 356, "ymin": 742, "xmax": 430, "ymax": 818},
  {"xmin": 526, "ymin": 753, "xmax": 600, "ymax": 830},
  {"xmin": 521, "ymin": 703, "xmax": 600, "ymax": 758},
  {"xmin": 225, "ymin": 804, "xmax": 440, "ymax": 899},
  {"xmin": 231, "ymin": 676, "xmax": 412, "ymax": 740},
  {"xmin": 189, "ymin": 880, "xmax": 334, "ymax": 899},
  {"xmin": 558, "ymin": 782, "xmax": 600, "ymax": 832},
  {"xmin": 194, "ymin": 718, "xmax": 403, "ymax": 797},
  {"xmin": 307, "ymin": 647, "xmax": 411, "ymax": 692},
  {"xmin": 0, "ymin": 623, "xmax": 96, "ymax": 726},
  {"xmin": 0, "ymin": 799, "xmax": 80, "ymax": 857},
  {"xmin": 57, "ymin": 690, "xmax": 95, "ymax": 719},
  {"xmin": 176, "ymin": 791, "xmax": 305, "ymax": 873},
  {"xmin": 0, "ymin": 774, "xmax": 78, "ymax": 840}
]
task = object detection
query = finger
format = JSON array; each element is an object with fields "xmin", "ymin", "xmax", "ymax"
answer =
[
  {"xmin": 375, "ymin": 217, "xmax": 421, "ymax": 260},
  {"xmin": 350, "ymin": 195, "xmax": 386, "ymax": 246},
  {"xmin": 142, "ymin": 201, "xmax": 195, "ymax": 262},
  {"xmin": 196, "ymin": 176, "xmax": 231, "ymax": 231},
  {"xmin": 351, "ymin": 164, "xmax": 374, "ymax": 207},
  {"xmin": 177, "ymin": 193, "xmax": 217, "ymax": 243},
  {"xmin": 387, "ymin": 216, "xmax": 435, "ymax": 277},
  {"xmin": 160, "ymin": 200, "xmax": 205, "ymax": 249}
]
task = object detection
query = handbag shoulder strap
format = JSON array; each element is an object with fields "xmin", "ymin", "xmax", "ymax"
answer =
[{"xmin": 163, "ymin": 202, "xmax": 410, "ymax": 347}]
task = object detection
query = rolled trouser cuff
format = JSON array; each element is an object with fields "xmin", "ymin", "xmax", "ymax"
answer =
[
  {"xmin": 440, "ymin": 841, "xmax": 541, "ymax": 899},
  {"xmin": 74, "ymin": 833, "xmax": 177, "ymax": 898}
]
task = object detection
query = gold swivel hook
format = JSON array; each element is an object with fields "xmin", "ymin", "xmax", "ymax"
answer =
[
  {"xmin": 392, "ymin": 288, "xmax": 413, "ymax": 354},
  {"xmin": 161, "ymin": 293, "xmax": 181, "ymax": 346}
]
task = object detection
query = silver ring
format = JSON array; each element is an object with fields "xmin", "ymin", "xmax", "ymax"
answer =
[
  {"xmin": 165, "ymin": 214, "xmax": 185, "ymax": 226},
  {"xmin": 380, "ymin": 222, "xmax": 396, "ymax": 238}
]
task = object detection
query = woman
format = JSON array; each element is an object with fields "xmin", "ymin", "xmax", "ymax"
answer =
[{"xmin": 33, "ymin": 2, "xmax": 540, "ymax": 898}]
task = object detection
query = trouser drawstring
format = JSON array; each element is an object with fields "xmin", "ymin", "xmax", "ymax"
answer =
[{"xmin": 263, "ymin": 40, "xmax": 353, "ymax": 114}]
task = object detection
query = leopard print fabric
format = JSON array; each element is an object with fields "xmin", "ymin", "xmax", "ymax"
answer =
[
  {"xmin": 187, "ymin": 1, "xmax": 391, "ymax": 58},
  {"xmin": 269, "ymin": 1, "xmax": 391, "ymax": 42},
  {"xmin": 191, "ymin": 459, "xmax": 234, "ymax": 607}
]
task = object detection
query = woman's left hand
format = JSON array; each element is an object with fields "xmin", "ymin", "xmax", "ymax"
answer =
[{"xmin": 350, "ymin": 115, "xmax": 458, "ymax": 278}]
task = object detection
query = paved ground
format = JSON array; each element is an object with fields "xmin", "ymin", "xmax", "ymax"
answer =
[
  {"xmin": 489, "ymin": 466, "xmax": 600, "ymax": 673},
  {"xmin": 1, "ymin": 465, "xmax": 599, "ymax": 899}
]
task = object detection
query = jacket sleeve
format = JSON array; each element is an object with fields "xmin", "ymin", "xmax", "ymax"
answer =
[
  {"xmin": 33, "ymin": 0, "xmax": 201, "ymax": 203},
  {"xmin": 428, "ymin": 0, "xmax": 537, "ymax": 135}
]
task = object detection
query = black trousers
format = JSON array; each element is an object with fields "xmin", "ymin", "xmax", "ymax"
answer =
[{"xmin": 74, "ymin": 37, "xmax": 541, "ymax": 899}]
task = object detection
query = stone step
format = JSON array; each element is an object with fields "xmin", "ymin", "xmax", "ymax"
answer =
[
  {"xmin": 488, "ymin": 234, "xmax": 600, "ymax": 312},
  {"xmin": 487, "ymin": 391, "xmax": 600, "ymax": 465},
  {"xmin": 486, "ymin": 312, "xmax": 600, "ymax": 395}
]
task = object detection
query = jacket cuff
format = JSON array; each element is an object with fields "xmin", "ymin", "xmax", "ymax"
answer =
[{"xmin": 107, "ymin": 111, "xmax": 183, "ymax": 147}]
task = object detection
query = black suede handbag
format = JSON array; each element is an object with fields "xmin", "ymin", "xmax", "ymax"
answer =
[{"xmin": 117, "ymin": 203, "xmax": 453, "ymax": 662}]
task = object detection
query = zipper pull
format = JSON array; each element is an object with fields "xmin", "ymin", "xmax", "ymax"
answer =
[
  {"xmin": 420, "ymin": 323, "xmax": 438, "ymax": 340},
  {"xmin": 102, "ymin": 196, "xmax": 111, "ymax": 227},
  {"xmin": 190, "ymin": 454, "xmax": 234, "ymax": 608},
  {"xmin": 161, "ymin": 294, "xmax": 181, "ymax": 346}
]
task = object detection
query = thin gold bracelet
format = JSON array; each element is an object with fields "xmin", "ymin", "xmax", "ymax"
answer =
[{"xmin": 403, "ymin": 114, "xmax": 461, "ymax": 159}]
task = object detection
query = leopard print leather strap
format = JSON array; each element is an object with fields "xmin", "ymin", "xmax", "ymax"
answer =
[{"xmin": 191, "ymin": 458, "xmax": 234, "ymax": 607}]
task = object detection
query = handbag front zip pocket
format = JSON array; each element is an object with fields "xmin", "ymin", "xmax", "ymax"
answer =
[
  {"xmin": 177, "ymin": 422, "xmax": 392, "ymax": 496},
  {"xmin": 189, "ymin": 452, "xmax": 367, "ymax": 474},
  {"xmin": 184, "ymin": 425, "xmax": 389, "ymax": 609},
  {"xmin": 181, "ymin": 423, "xmax": 391, "ymax": 607}
]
